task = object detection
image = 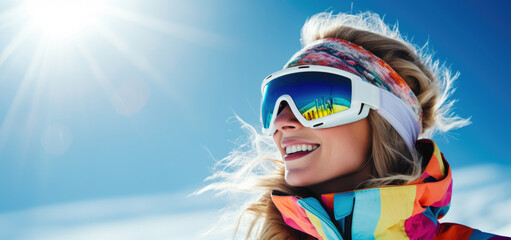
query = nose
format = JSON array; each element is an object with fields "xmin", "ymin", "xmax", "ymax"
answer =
[{"xmin": 273, "ymin": 102, "xmax": 303, "ymax": 132}]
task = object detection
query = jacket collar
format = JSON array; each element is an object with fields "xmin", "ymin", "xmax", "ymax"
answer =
[{"xmin": 271, "ymin": 139, "xmax": 452, "ymax": 240}]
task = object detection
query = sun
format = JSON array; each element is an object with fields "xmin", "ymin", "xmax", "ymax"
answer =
[{"xmin": 24, "ymin": 0, "xmax": 106, "ymax": 41}]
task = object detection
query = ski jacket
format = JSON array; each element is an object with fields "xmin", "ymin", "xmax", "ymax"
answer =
[{"xmin": 271, "ymin": 139, "xmax": 510, "ymax": 240}]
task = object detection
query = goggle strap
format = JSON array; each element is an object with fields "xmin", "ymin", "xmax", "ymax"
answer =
[{"xmin": 377, "ymin": 89, "xmax": 420, "ymax": 150}]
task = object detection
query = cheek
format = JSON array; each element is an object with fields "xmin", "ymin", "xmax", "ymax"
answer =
[
  {"xmin": 325, "ymin": 130, "xmax": 369, "ymax": 158},
  {"xmin": 318, "ymin": 127, "xmax": 350, "ymax": 155},
  {"xmin": 308, "ymin": 121, "xmax": 371, "ymax": 180},
  {"xmin": 324, "ymin": 137, "xmax": 365, "ymax": 171},
  {"xmin": 327, "ymin": 120, "xmax": 371, "ymax": 156}
]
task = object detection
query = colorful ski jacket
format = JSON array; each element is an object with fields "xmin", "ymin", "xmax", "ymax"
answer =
[{"xmin": 271, "ymin": 139, "xmax": 510, "ymax": 240}]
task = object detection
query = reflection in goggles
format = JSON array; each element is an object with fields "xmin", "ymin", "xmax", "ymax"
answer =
[{"xmin": 300, "ymin": 97, "xmax": 350, "ymax": 120}]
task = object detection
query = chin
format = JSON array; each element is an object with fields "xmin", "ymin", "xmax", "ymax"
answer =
[{"xmin": 285, "ymin": 171, "xmax": 319, "ymax": 187}]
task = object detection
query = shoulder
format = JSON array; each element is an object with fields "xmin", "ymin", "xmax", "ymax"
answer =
[{"xmin": 436, "ymin": 222, "xmax": 510, "ymax": 240}]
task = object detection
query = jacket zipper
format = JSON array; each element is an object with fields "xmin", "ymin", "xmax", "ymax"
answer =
[
  {"xmin": 345, "ymin": 197, "xmax": 356, "ymax": 240},
  {"xmin": 345, "ymin": 209, "xmax": 353, "ymax": 240},
  {"xmin": 299, "ymin": 200, "xmax": 344, "ymax": 239}
]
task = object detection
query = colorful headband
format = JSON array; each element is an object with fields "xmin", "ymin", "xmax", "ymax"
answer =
[{"xmin": 285, "ymin": 38, "xmax": 423, "ymax": 147}]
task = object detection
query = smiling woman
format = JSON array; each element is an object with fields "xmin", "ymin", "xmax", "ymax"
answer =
[
  {"xmin": 24, "ymin": 0, "xmax": 106, "ymax": 42},
  {"xmin": 200, "ymin": 10, "xmax": 510, "ymax": 240}
]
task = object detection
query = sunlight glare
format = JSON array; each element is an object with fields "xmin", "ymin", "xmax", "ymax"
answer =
[{"xmin": 25, "ymin": 0, "xmax": 105, "ymax": 41}]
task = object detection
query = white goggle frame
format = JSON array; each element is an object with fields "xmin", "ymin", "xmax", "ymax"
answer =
[{"xmin": 261, "ymin": 65, "xmax": 381, "ymax": 135}]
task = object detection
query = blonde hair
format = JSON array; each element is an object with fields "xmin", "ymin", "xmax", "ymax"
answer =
[{"xmin": 198, "ymin": 11, "xmax": 470, "ymax": 239}]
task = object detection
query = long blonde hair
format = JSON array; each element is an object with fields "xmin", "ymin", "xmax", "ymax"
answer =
[{"xmin": 198, "ymin": 11, "xmax": 470, "ymax": 239}]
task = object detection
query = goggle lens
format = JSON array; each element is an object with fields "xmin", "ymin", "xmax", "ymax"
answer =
[{"xmin": 261, "ymin": 71, "xmax": 352, "ymax": 129}]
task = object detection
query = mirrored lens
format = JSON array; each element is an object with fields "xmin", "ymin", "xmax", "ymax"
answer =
[{"xmin": 261, "ymin": 71, "xmax": 352, "ymax": 129}]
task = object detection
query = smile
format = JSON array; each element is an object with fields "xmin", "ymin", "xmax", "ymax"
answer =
[
  {"xmin": 284, "ymin": 144, "xmax": 320, "ymax": 161},
  {"xmin": 285, "ymin": 144, "xmax": 319, "ymax": 154}
]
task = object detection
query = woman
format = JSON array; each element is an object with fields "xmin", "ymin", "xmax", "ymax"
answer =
[{"xmin": 201, "ymin": 11, "xmax": 510, "ymax": 239}]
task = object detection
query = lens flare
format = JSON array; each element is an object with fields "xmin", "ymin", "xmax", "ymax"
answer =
[{"xmin": 24, "ymin": 0, "xmax": 105, "ymax": 41}]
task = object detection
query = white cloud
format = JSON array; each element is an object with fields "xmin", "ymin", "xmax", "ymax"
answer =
[
  {"xmin": 0, "ymin": 164, "xmax": 510, "ymax": 239},
  {"xmin": 15, "ymin": 211, "xmax": 224, "ymax": 240},
  {"xmin": 0, "ymin": 190, "xmax": 230, "ymax": 240},
  {"xmin": 441, "ymin": 164, "xmax": 511, "ymax": 236}
]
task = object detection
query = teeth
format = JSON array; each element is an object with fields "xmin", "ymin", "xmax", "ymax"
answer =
[{"xmin": 285, "ymin": 144, "xmax": 318, "ymax": 155}]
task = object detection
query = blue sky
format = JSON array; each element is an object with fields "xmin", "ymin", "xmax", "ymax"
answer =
[{"xmin": 0, "ymin": 0, "xmax": 510, "ymax": 238}]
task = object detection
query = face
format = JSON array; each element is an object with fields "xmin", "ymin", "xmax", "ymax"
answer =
[{"xmin": 272, "ymin": 104, "xmax": 372, "ymax": 189}]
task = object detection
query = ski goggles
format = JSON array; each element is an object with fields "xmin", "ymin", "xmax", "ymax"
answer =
[{"xmin": 261, "ymin": 65, "xmax": 381, "ymax": 135}]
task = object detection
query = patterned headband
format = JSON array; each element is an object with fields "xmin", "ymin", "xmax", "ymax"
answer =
[{"xmin": 285, "ymin": 38, "xmax": 423, "ymax": 145}]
